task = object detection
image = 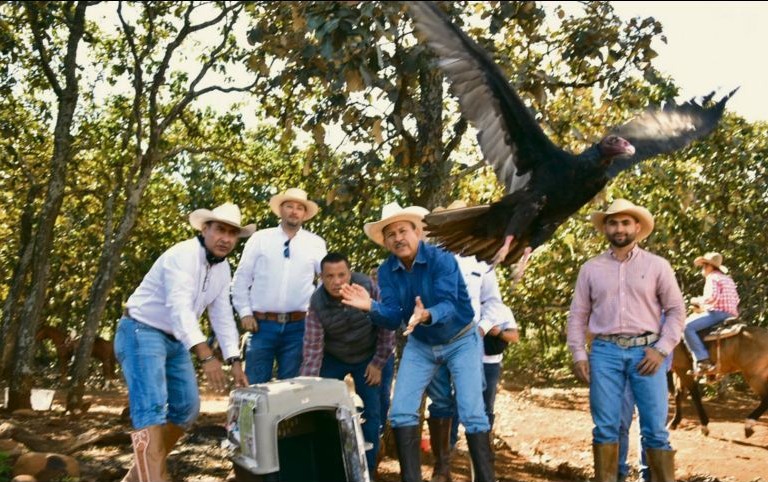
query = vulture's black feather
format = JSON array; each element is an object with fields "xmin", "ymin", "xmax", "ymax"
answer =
[{"xmin": 409, "ymin": 2, "xmax": 734, "ymax": 265}]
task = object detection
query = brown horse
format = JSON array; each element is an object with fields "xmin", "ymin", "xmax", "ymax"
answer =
[
  {"xmin": 35, "ymin": 325, "xmax": 117, "ymax": 387},
  {"xmin": 668, "ymin": 324, "xmax": 768, "ymax": 438}
]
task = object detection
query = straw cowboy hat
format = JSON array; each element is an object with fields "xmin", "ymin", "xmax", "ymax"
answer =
[
  {"xmin": 364, "ymin": 202, "xmax": 430, "ymax": 247},
  {"xmin": 694, "ymin": 252, "xmax": 729, "ymax": 273},
  {"xmin": 269, "ymin": 187, "xmax": 319, "ymax": 221},
  {"xmin": 590, "ymin": 198, "xmax": 655, "ymax": 241},
  {"xmin": 189, "ymin": 202, "xmax": 256, "ymax": 238},
  {"xmin": 432, "ymin": 200, "xmax": 468, "ymax": 213}
]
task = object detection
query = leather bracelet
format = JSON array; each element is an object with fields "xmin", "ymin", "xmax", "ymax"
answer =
[{"xmin": 200, "ymin": 354, "xmax": 217, "ymax": 364}]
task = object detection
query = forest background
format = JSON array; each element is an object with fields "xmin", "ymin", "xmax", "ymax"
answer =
[{"xmin": 0, "ymin": 1, "xmax": 765, "ymax": 412}]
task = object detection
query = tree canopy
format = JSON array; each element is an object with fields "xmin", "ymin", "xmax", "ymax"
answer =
[{"xmin": 0, "ymin": 1, "xmax": 765, "ymax": 403}]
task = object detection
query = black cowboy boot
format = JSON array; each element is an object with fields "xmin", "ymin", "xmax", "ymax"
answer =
[
  {"xmin": 465, "ymin": 431, "xmax": 495, "ymax": 482},
  {"xmin": 394, "ymin": 425, "xmax": 423, "ymax": 482}
]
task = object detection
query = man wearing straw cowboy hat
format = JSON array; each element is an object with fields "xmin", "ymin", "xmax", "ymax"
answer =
[
  {"xmin": 566, "ymin": 199, "xmax": 685, "ymax": 482},
  {"xmin": 683, "ymin": 251, "xmax": 740, "ymax": 374},
  {"xmin": 341, "ymin": 202, "xmax": 495, "ymax": 482},
  {"xmin": 115, "ymin": 202, "xmax": 253, "ymax": 482},
  {"xmin": 232, "ymin": 187, "xmax": 327, "ymax": 383}
]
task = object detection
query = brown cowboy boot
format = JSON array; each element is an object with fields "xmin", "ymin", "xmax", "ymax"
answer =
[
  {"xmin": 427, "ymin": 417, "xmax": 453, "ymax": 482},
  {"xmin": 593, "ymin": 442, "xmax": 619, "ymax": 482},
  {"xmin": 160, "ymin": 423, "xmax": 185, "ymax": 480},
  {"xmin": 122, "ymin": 425, "xmax": 168, "ymax": 482},
  {"xmin": 646, "ymin": 448, "xmax": 676, "ymax": 482}
]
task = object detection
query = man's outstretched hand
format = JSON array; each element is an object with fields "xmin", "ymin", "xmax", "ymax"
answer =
[
  {"xmin": 404, "ymin": 296, "xmax": 430, "ymax": 336},
  {"xmin": 340, "ymin": 283, "xmax": 372, "ymax": 311}
]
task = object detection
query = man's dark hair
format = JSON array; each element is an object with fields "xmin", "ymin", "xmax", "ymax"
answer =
[{"xmin": 321, "ymin": 252, "xmax": 350, "ymax": 271}]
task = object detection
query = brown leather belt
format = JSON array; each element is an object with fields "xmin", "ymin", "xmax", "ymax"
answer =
[{"xmin": 255, "ymin": 311, "xmax": 306, "ymax": 323}]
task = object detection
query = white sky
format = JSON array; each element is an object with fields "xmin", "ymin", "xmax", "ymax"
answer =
[{"xmin": 609, "ymin": 1, "xmax": 768, "ymax": 122}]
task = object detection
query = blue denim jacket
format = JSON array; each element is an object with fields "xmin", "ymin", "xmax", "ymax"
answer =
[{"xmin": 370, "ymin": 241, "xmax": 474, "ymax": 345}]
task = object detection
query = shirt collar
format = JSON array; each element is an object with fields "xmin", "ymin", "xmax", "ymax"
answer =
[
  {"xmin": 279, "ymin": 225, "xmax": 303, "ymax": 240},
  {"xmin": 607, "ymin": 244, "xmax": 641, "ymax": 261},
  {"xmin": 392, "ymin": 241, "xmax": 428, "ymax": 271}
]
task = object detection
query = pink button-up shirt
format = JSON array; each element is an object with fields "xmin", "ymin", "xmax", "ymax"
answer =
[
  {"xmin": 566, "ymin": 246, "xmax": 686, "ymax": 362},
  {"xmin": 700, "ymin": 271, "xmax": 739, "ymax": 316}
]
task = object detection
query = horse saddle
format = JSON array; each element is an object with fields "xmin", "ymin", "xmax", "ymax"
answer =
[{"xmin": 700, "ymin": 318, "xmax": 745, "ymax": 342}]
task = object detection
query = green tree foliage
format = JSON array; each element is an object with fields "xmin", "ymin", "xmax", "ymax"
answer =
[{"xmin": 0, "ymin": 1, "xmax": 765, "ymax": 395}]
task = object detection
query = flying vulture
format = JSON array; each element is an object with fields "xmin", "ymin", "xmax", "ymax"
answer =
[{"xmin": 409, "ymin": 2, "xmax": 735, "ymax": 266}]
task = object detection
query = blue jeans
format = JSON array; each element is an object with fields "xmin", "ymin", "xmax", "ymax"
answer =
[
  {"xmin": 320, "ymin": 353, "xmax": 382, "ymax": 473},
  {"xmin": 683, "ymin": 310, "xmax": 732, "ymax": 363},
  {"xmin": 426, "ymin": 365, "xmax": 459, "ymax": 447},
  {"xmin": 379, "ymin": 354, "xmax": 395, "ymax": 430},
  {"xmin": 482, "ymin": 362, "xmax": 501, "ymax": 429},
  {"xmin": 619, "ymin": 351, "xmax": 673, "ymax": 480},
  {"xmin": 589, "ymin": 339, "xmax": 671, "ymax": 450},
  {"xmin": 390, "ymin": 329, "xmax": 488, "ymax": 433},
  {"xmin": 426, "ymin": 365, "xmax": 455, "ymax": 419},
  {"xmin": 244, "ymin": 319, "xmax": 305, "ymax": 384},
  {"xmin": 114, "ymin": 317, "xmax": 200, "ymax": 429}
]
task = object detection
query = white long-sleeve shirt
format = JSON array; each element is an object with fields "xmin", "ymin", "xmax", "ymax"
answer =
[
  {"xmin": 455, "ymin": 255, "xmax": 516, "ymax": 364},
  {"xmin": 455, "ymin": 255, "xmax": 506, "ymax": 330},
  {"xmin": 231, "ymin": 226, "xmax": 327, "ymax": 317},
  {"xmin": 125, "ymin": 237, "xmax": 241, "ymax": 359},
  {"xmin": 480, "ymin": 304, "xmax": 517, "ymax": 364}
]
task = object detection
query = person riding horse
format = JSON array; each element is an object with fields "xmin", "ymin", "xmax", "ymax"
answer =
[{"xmin": 682, "ymin": 252, "xmax": 740, "ymax": 375}]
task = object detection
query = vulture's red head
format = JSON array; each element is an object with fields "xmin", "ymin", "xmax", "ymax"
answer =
[{"xmin": 599, "ymin": 135, "xmax": 636, "ymax": 163}]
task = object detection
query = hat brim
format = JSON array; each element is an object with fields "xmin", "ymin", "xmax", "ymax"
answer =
[
  {"xmin": 590, "ymin": 206, "xmax": 654, "ymax": 241},
  {"xmin": 364, "ymin": 213, "xmax": 426, "ymax": 247},
  {"xmin": 269, "ymin": 195, "xmax": 319, "ymax": 221},
  {"xmin": 189, "ymin": 210, "xmax": 256, "ymax": 238},
  {"xmin": 694, "ymin": 256, "xmax": 728, "ymax": 273}
]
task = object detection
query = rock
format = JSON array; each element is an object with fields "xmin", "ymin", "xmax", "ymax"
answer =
[
  {"xmin": 12, "ymin": 452, "xmax": 80, "ymax": 482},
  {"xmin": 0, "ymin": 421, "xmax": 17, "ymax": 438},
  {"xmin": 10, "ymin": 409, "xmax": 36, "ymax": 418},
  {"xmin": 10, "ymin": 475, "xmax": 37, "ymax": 482},
  {"xmin": 0, "ymin": 438, "xmax": 24, "ymax": 459}
]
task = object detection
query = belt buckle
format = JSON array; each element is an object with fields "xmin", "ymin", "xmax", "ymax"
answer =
[
  {"xmin": 277, "ymin": 313, "xmax": 289, "ymax": 323},
  {"xmin": 616, "ymin": 337, "xmax": 631, "ymax": 348}
]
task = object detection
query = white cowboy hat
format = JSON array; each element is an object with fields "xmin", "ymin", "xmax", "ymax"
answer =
[
  {"xmin": 364, "ymin": 202, "xmax": 430, "ymax": 247},
  {"xmin": 590, "ymin": 198, "xmax": 655, "ymax": 241},
  {"xmin": 269, "ymin": 187, "xmax": 319, "ymax": 221},
  {"xmin": 694, "ymin": 252, "xmax": 729, "ymax": 274},
  {"xmin": 432, "ymin": 199, "xmax": 468, "ymax": 213},
  {"xmin": 189, "ymin": 202, "xmax": 256, "ymax": 238}
]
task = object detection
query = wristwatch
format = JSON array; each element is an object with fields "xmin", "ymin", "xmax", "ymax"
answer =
[{"xmin": 226, "ymin": 356, "xmax": 243, "ymax": 365}]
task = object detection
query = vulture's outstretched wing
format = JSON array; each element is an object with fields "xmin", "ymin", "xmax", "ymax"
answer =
[
  {"xmin": 606, "ymin": 89, "xmax": 736, "ymax": 178},
  {"xmin": 408, "ymin": 2, "xmax": 566, "ymax": 194}
]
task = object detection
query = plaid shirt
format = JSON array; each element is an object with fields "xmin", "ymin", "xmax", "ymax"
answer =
[
  {"xmin": 300, "ymin": 289, "xmax": 395, "ymax": 377},
  {"xmin": 701, "ymin": 270, "xmax": 740, "ymax": 316}
]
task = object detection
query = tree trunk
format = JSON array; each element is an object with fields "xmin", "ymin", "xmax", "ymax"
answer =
[
  {"xmin": 6, "ymin": 2, "xmax": 87, "ymax": 411},
  {"xmin": 0, "ymin": 185, "xmax": 40, "ymax": 380},
  {"xmin": 66, "ymin": 166, "xmax": 154, "ymax": 410},
  {"xmin": 413, "ymin": 68, "xmax": 451, "ymax": 210}
]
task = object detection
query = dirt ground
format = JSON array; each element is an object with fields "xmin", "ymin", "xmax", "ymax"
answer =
[{"xmin": 1, "ymin": 379, "xmax": 767, "ymax": 482}]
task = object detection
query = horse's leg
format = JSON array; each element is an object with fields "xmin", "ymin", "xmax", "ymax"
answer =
[
  {"xmin": 687, "ymin": 380, "xmax": 710, "ymax": 436},
  {"xmin": 667, "ymin": 372, "xmax": 684, "ymax": 430},
  {"xmin": 669, "ymin": 388, "xmax": 684, "ymax": 430},
  {"xmin": 742, "ymin": 372, "xmax": 768, "ymax": 438},
  {"xmin": 744, "ymin": 397, "xmax": 768, "ymax": 438},
  {"xmin": 56, "ymin": 344, "xmax": 69, "ymax": 383}
]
